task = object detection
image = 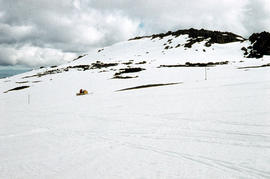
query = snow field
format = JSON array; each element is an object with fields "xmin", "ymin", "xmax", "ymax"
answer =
[{"xmin": 1, "ymin": 34, "xmax": 270, "ymax": 178}]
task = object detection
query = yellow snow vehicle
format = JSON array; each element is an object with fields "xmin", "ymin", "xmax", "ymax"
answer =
[{"xmin": 76, "ymin": 89, "xmax": 88, "ymax": 96}]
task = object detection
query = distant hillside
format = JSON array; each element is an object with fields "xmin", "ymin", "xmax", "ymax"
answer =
[
  {"xmin": 130, "ymin": 28, "xmax": 245, "ymax": 47},
  {"xmin": 130, "ymin": 28, "xmax": 270, "ymax": 58}
]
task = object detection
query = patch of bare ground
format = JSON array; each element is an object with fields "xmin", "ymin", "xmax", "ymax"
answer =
[
  {"xmin": 114, "ymin": 67, "xmax": 145, "ymax": 76},
  {"xmin": 72, "ymin": 54, "xmax": 87, "ymax": 61},
  {"xmin": 16, "ymin": 81, "xmax": 29, "ymax": 84},
  {"xmin": 4, "ymin": 86, "xmax": 30, "ymax": 93},
  {"xmin": 238, "ymin": 63, "xmax": 270, "ymax": 69},
  {"xmin": 158, "ymin": 61, "xmax": 229, "ymax": 68},
  {"xmin": 135, "ymin": 61, "xmax": 147, "ymax": 65},
  {"xmin": 113, "ymin": 75, "xmax": 138, "ymax": 79},
  {"xmin": 22, "ymin": 61, "xmax": 119, "ymax": 79},
  {"xmin": 122, "ymin": 60, "xmax": 134, "ymax": 65},
  {"xmin": 116, "ymin": 82, "xmax": 182, "ymax": 92}
]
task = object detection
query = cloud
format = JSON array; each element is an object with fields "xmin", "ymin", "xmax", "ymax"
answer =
[
  {"xmin": 0, "ymin": 44, "xmax": 76, "ymax": 67},
  {"xmin": 0, "ymin": 0, "xmax": 140, "ymax": 67},
  {"xmin": 242, "ymin": 0, "xmax": 270, "ymax": 33},
  {"xmin": 87, "ymin": 0, "xmax": 251, "ymax": 34},
  {"xmin": 0, "ymin": 0, "xmax": 270, "ymax": 67}
]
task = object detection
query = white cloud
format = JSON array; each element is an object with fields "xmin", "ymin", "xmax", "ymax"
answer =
[
  {"xmin": 0, "ymin": 44, "xmax": 76, "ymax": 67},
  {"xmin": 0, "ymin": 0, "xmax": 270, "ymax": 67}
]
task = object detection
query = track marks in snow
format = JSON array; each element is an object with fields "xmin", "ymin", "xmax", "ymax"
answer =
[
  {"xmin": 0, "ymin": 128, "xmax": 49, "ymax": 139},
  {"xmin": 101, "ymin": 137, "xmax": 270, "ymax": 178}
]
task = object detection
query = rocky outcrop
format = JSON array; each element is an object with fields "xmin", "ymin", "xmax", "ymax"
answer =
[
  {"xmin": 129, "ymin": 28, "xmax": 245, "ymax": 48},
  {"xmin": 4, "ymin": 86, "xmax": 30, "ymax": 93},
  {"xmin": 246, "ymin": 32, "xmax": 270, "ymax": 58}
]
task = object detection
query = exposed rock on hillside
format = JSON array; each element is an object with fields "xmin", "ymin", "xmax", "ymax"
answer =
[
  {"xmin": 130, "ymin": 28, "xmax": 245, "ymax": 48},
  {"xmin": 158, "ymin": 61, "xmax": 229, "ymax": 68},
  {"xmin": 246, "ymin": 32, "xmax": 270, "ymax": 58},
  {"xmin": 22, "ymin": 61, "xmax": 119, "ymax": 79},
  {"xmin": 4, "ymin": 86, "xmax": 30, "ymax": 93}
]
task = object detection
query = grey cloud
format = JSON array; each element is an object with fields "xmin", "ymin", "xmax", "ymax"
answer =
[
  {"xmin": 0, "ymin": 44, "xmax": 77, "ymax": 67},
  {"xmin": 0, "ymin": 0, "xmax": 270, "ymax": 67},
  {"xmin": 0, "ymin": 47, "xmax": 17, "ymax": 66},
  {"xmin": 243, "ymin": 0, "xmax": 270, "ymax": 34},
  {"xmin": 87, "ymin": 0, "xmax": 251, "ymax": 34}
]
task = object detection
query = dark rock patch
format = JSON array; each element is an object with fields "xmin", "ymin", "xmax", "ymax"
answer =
[
  {"xmin": 129, "ymin": 36, "xmax": 152, "ymax": 41},
  {"xmin": 4, "ymin": 86, "xmax": 30, "ymax": 93},
  {"xmin": 246, "ymin": 32, "xmax": 270, "ymax": 58},
  {"xmin": 16, "ymin": 81, "xmax": 29, "ymax": 84},
  {"xmin": 22, "ymin": 74, "xmax": 41, "ymax": 79},
  {"xmin": 23, "ymin": 68, "xmax": 65, "ymax": 79},
  {"xmin": 135, "ymin": 61, "xmax": 147, "ymax": 65},
  {"xmin": 115, "ymin": 67, "xmax": 145, "ymax": 76},
  {"xmin": 98, "ymin": 49, "xmax": 104, "ymax": 53},
  {"xmin": 90, "ymin": 61, "xmax": 118, "ymax": 69},
  {"xmin": 241, "ymin": 47, "xmax": 248, "ymax": 56},
  {"xmin": 238, "ymin": 63, "xmax": 270, "ymax": 69},
  {"xmin": 113, "ymin": 75, "xmax": 138, "ymax": 79},
  {"xmin": 164, "ymin": 46, "xmax": 170, "ymax": 50},
  {"xmin": 185, "ymin": 37, "xmax": 205, "ymax": 48},
  {"xmin": 116, "ymin": 82, "xmax": 182, "ymax": 92},
  {"xmin": 158, "ymin": 61, "xmax": 229, "ymax": 68},
  {"xmin": 98, "ymin": 70, "xmax": 109, "ymax": 73},
  {"xmin": 22, "ymin": 61, "xmax": 119, "ymax": 79},
  {"xmin": 122, "ymin": 61, "xmax": 133, "ymax": 65},
  {"xmin": 167, "ymin": 39, "xmax": 173, "ymax": 44},
  {"xmin": 69, "ymin": 65, "xmax": 91, "ymax": 71},
  {"xmin": 73, "ymin": 54, "xmax": 87, "ymax": 61}
]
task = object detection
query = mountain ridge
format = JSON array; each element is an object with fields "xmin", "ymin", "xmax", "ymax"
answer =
[{"xmin": 128, "ymin": 28, "xmax": 270, "ymax": 58}]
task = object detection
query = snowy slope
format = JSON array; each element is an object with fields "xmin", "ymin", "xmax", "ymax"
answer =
[
  {"xmin": 1, "ymin": 30, "xmax": 270, "ymax": 179},
  {"xmin": 74, "ymin": 34, "xmax": 248, "ymax": 65}
]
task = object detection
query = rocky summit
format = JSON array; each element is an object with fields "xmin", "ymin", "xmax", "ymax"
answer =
[
  {"xmin": 247, "ymin": 31, "xmax": 270, "ymax": 58},
  {"xmin": 131, "ymin": 28, "xmax": 270, "ymax": 59}
]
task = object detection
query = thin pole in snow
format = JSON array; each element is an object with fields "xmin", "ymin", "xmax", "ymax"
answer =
[
  {"xmin": 205, "ymin": 67, "xmax": 207, "ymax": 80},
  {"xmin": 28, "ymin": 94, "xmax": 30, "ymax": 104}
]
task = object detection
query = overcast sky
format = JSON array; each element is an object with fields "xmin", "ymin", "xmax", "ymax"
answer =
[{"xmin": 0, "ymin": 0, "xmax": 270, "ymax": 67}]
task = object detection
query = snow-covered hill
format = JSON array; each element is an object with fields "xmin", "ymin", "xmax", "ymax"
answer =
[{"xmin": 1, "ymin": 29, "xmax": 270, "ymax": 179}]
